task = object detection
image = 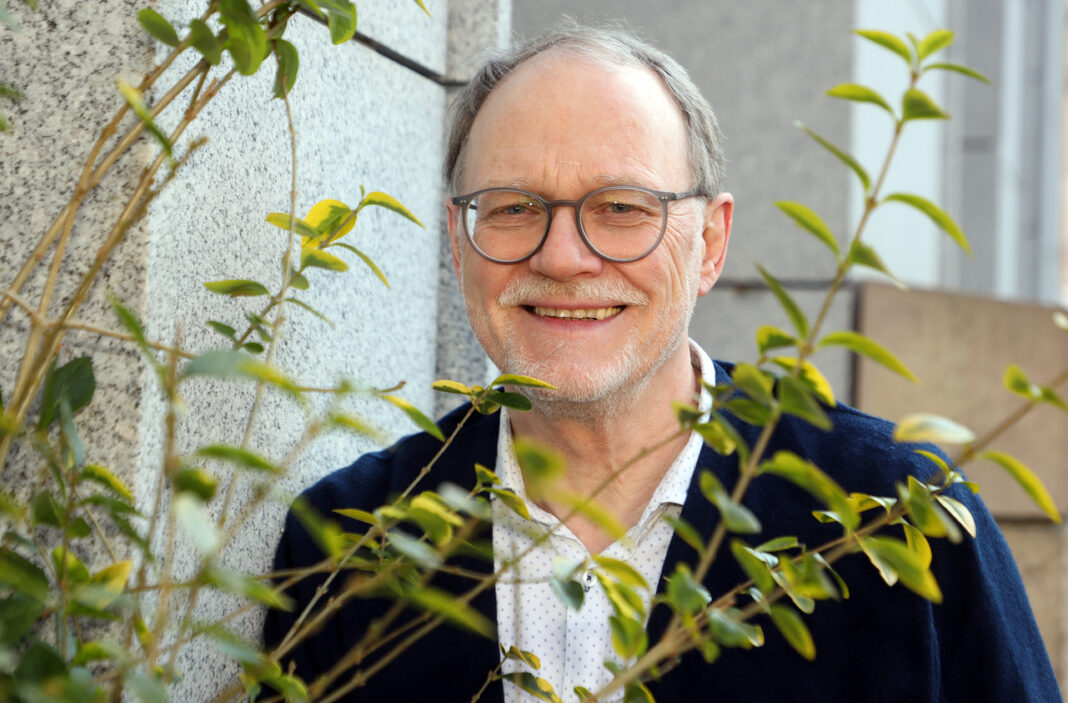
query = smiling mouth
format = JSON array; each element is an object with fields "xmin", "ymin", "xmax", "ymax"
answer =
[{"xmin": 529, "ymin": 306, "xmax": 624, "ymax": 320}]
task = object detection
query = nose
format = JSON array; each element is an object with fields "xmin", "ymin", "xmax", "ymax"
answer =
[{"xmin": 526, "ymin": 204, "xmax": 605, "ymax": 281}]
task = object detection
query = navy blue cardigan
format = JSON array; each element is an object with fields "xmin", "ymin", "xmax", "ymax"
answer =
[{"xmin": 265, "ymin": 365, "xmax": 1061, "ymax": 702}]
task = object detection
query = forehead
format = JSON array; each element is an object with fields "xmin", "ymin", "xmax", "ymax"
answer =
[{"xmin": 463, "ymin": 52, "xmax": 691, "ymax": 193}]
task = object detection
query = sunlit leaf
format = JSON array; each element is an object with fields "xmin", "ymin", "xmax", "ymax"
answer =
[
  {"xmin": 935, "ymin": 494, "xmax": 977, "ymax": 538},
  {"xmin": 503, "ymin": 645, "xmax": 541, "ymax": 671},
  {"xmin": 137, "ymin": 8, "xmax": 179, "ymax": 46},
  {"xmin": 432, "ymin": 379, "xmax": 471, "ymax": 395},
  {"xmin": 305, "ymin": 199, "xmax": 354, "ymax": 240},
  {"xmin": 795, "ymin": 121, "xmax": 871, "ymax": 192},
  {"xmin": 883, "ymin": 192, "xmax": 969, "ymax": 254},
  {"xmin": 854, "ymin": 29, "xmax": 912, "ymax": 64},
  {"xmin": 770, "ymin": 604, "xmax": 816, "ymax": 660},
  {"xmin": 845, "ymin": 239, "xmax": 906, "ymax": 288},
  {"xmin": 731, "ymin": 540, "xmax": 774, "ymax": 592},
  {"xmin": 893, "ymin": 413, "xmax": 975, "ymax": 445},
  {"xmin": 862, "ymin": 536, "xmax": 942, "ymax": 602},
  {"xmin": 594, "ymin": 556, "xmax": 648, "ymax": 590},
  {"xmin": 694, "ymin": 419, "xmax": 737, "ymax": 456},
  {"xmin": 772, "ymin": 357, "xmax": 836, "ymax": 407},
  {"xmin": 978, "ymin": 450, "xmax": 1061, "ymax": 523},
  {"xmin": 357, "ymin": 190, "xmax": 423, "ymax": 226},
  {"xmin": 916, "ymin": 28, "xmax": 953, "ymax": 60},
  {"xmin": 777, "ymin": 375, "xmax": 831, "ymax": 430},
  {"xmin": 902, "ymin": 88, "xmax": 948, "ymax": 121},
  {"xmin": 265, "ymin": 212, "xmax": 319, "ymax": 240},
  {"xmin": 1003, "ymin": 363, "xmax": 1037, "ymax": 399},
  {"xmin": 301, "ymin": 246, "xmax": 348, "ymax": 272},
  {"xmin": 732, "ymin": 363, "xmax": 774, "ymax": 406},
  {"xmin": 819, "ymin": 330, "xmax": 917, "ymax": 383},
  {"xmin": 757, "ymin": 265, "xmax": 808, "ymax": 339},
  {"xmin": 775, "ymin": 201, "xmax": 839, "ymax": 256},
  {"xmin": 826, "ymin": 83, "xmax": 893, "ymax": 114},
  {"xmin": 756, "ymin": 325, "xmax": 797, "ymax": 355},
  {"xmin": 495, "ymin": 672, "xmax": 563, "ymax": 703},
  {"xmin": 381, "ymin": 394, "xmax": 444, "ymax": 441},
  {"xmin": 204, "ymin": 279, "xmax": 269, "ymax": 297},
  {"xmin": 923, "ymin": 62, "xmax": 991, "ymax": 83},
  {"xmin": 493, "ymin": 374, "xmax": 556, "ymax": 389}
]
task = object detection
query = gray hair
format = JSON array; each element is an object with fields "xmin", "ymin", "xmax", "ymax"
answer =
[{"xmin": 444, "ymin": 22, "xmax": 726, "ymax": 197}]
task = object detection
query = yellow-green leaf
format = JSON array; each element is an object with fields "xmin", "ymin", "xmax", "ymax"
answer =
[
  {"xmin": 769, "ymin": 604, "xmax": 816, "ymax": 660},
  {"xmin": 884, "ymin": 192, "xmax": 969, "ymax": 255},
  {"xmin": 382, "ymin": 394, "xmax": 444, "ymax": 441},
  {"xmin": 916, "ymin": 28, "xmax": 953, "ymax": 61},
  {"xmin": 978, "ymin": 450, "xmax": 1061, "ymax": 523},
  {"xmin": 116, "ymin": 78, "xmax": 172, "ymax": 157},
  {"xmin": 845, "ymin": 239, "xmax": 907, "ymax": 288},
  {"xmin": 432, "ymin": 379, "xmax": 471, "ymax": 395},
  {"xmin": 80, "ymin": 463, "xmax": 133, "ymax": 502},
  {"xmin": 774, "ymin": 201, "xmax": 839, "ymax": 256},
  {"xmin": 492, "ymin": 374, "xmax": 556, "ymax": 389},
  {"xmin": 818, "ymin": 330, "xmax": 917, "ymax": 383},
  {"xmin": 826, "ymin": 83, "xmax": 893, "ymax": 114},
  {"xmin": 204, "ymin": 279, "xmax": 269, "ymax": 297},
  {"xmin": 357, "ymin": 191, "xmax": 424, "ymax": 227},
  {"xmin": 893, "ymin": 413, "xmax": 975, "ymax": 445},
  {"xmin": 594, "ymin": 556, "xmax": 649, "ymax": 590},
  {"xmin": 305, "ymin": 199, "xmax": 354, "ymax": 240},
  {"xmin": 190, "ymin": 19, "xmax": 222, "ymax": 65},
  {"xmin": 272, "ymin": 38, "xmax": 299, "ymax": 99},
  {"xmin": 757, "ymin": 265, "xmax": 808, "ymax": 339},
  {"xmin": 488, "ymin": 487, "xmax": 530, "ymax": 520},
  {"xmin": 924, "ymin": 62, "xmax": 991, "ymax": 84},
  {"xmin": 331, "ymin": 242, "xmax": 389, "ymax": 287},
  {"xmin": 772, "ymin": 357, "xmax": 836, "ymax": 407},
  {"xmin": 137, "ymin": 8, "xmax": 179, "ymax": 47},
  {"xmin": 862, "ymin": 536, "xmax": 942, "ymax": 602},
  {"xmin": 756, "ymin": 325, "xmax": 797, "ymax": 354},
  {"xmin": 197, "ymin": 444, "xmax": 275, "ymax": 472},
  {"xmin": 265, "ymin": 212, "xmax": 319, "ymax": 240},
  {"xmin": 901, "ymin": 88, "xmax": 948, "ymax": 121},
  {"xmin": 854, "ymin": 29, "xmax": 912, "ymax": 64},
  {"xmin": 301, "ymin": 246, "xmax": 348, "ymax": 272},
  {"xmin": 935, "ymin": 494, "xmax": 977, "ymax": 538}
]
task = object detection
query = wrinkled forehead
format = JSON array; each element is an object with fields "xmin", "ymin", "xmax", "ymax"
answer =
[{"xmin": 461, "ymin": 51, "xmax": 691, "ymax": 192}]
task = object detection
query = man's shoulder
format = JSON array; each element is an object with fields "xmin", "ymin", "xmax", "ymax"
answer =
[{"xmin": 298, "ymin": 402, "xmax": 501, "ymax": 514}]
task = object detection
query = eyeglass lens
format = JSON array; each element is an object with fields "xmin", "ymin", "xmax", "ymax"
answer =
[{"xmin": 463, "ymin": 188, "xmax": 666, "ymax": 262}]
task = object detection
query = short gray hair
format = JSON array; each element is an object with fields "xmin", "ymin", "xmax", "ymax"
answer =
[{"xmin": 444, "ymin": 22, "xmax": 726, "ymax": 197}]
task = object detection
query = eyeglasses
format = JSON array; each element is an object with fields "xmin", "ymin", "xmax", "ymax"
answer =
[{"xmin": 450, "ymin": 186, "xmax": 702, "ymax": 263}]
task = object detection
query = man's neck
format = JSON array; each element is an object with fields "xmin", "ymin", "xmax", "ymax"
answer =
[{"xmin": 507, "ymin": 344, "xmax": 700, "ymax": 552}]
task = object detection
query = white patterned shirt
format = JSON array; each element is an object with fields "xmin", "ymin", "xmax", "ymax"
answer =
[{"xmin": 492, "ymin": 340, "xmax": 716, "ymax": 702}]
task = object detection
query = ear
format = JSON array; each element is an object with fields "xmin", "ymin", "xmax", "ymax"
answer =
[
  {"xmin": 445, "ymin": 197, "xmax": 464, "ymax": 285},
  {"xmin": 697, "ymin": 193, "xmax": 733, "ymax": 296}
]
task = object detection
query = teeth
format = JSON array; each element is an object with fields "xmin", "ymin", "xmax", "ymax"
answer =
[{"xmin": 532, "ymin": 306, "xmax": 623, "ymax": 320}]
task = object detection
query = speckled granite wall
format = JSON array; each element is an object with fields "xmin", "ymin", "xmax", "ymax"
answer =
[{"xmin": 1, "ymin": 0, "xmax": 509, "ymax": 699}]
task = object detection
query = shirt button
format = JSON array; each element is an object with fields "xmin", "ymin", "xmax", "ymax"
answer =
[{"xmin": 582, "ymin": 571, "xmax": 595, "ymax": 592}]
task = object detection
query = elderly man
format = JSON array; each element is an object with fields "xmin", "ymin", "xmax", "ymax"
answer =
[{"xmin": 265, "ymin": 25, "xmax": 1060, "ymax": 702}]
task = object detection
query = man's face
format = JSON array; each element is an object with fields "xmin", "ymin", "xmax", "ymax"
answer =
[{"xmin": 447, "ymin": 53, "xmax": 732, "ymax": 406}]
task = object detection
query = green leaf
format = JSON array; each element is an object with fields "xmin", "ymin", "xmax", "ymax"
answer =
[
  {"xmin": 862, "ymin": 536, "xmax": 942, "ymax": 602},
  {"xmin": 296, "ymin": 0, "xmax": 324, "ymax": 18},
  {"xmin": 724, "ymin": 397, "xmax": 772, "ymax": 426},
  {"xmin": 137, "ymin": 8, "xmax": 179, "ymax": 46},
  {"xmin": 116, "ymin": 78, "xmax": 172, "ymax": 157},
  {"xmin": 285, "ymin": 297, "xmax": 334, "ymax": 327},
  {"xmin": 731, "ymin": 362, "xmax": 774, "ymax": 406},
  {"xmin": 207, "ymin": 320, "xmax": 236, "ymax": 340},
  {"xmin": 760, "ymin": 451, "xmax": 858, "ymax": 530},
  {"xmin": 495, "ymin": 672, "xmax": 563, "ymax": 703},
  {"xmin": 893, "ymin": 413, "xmax": 975, "ymax": 445},
  {"xmin": 173, "ymin": 494, "xmax": 219, "ymax": 554},
  {"xmin": 845, "ymin": 239, "xmax": 905, "ymax": 287},
  {"xmin": 503, "ymin": 645, "xmax": 541, "ymax": 671},
  {"xmin": 197, "ymin": 444, "xmax": 275, "ymax": 472},
  {"xmin": 664, "ymin": 515, "xmax": 705, "ymax": 553},
  {"xmin": 854, "ymin": 29, "xmax": 912, "ymax": 64},
  {"xmin": 0, "ymin": 548, "xmax": 50, "ymax": 602},
  {"xmin": 731, "ymin": 540, "xmax": 775, "ymax": 592},
  {"xmin": 431, "ymin": 379, "xmax": 471, "ymax": 395},
  {"xmin": 38, "ymin": 357, "xmax": 95, "ymax": 430},
  {"xmin": 324, "ymin": 0, "xmax": 358, "ymax": 44},
  {"xmin": 381, "ymin": 394, "xmax": 444, "ymax": 441},
  {"xmin": 924, "ymin": 61, "xmax": 991, "ymax": 84},
  {"xmin": 387, "ymin": 530, "xmax": 441, "ymax": 568},
  {"xmin": 181, "ymin": 350, "xmax": 302, "ymax": 397},
  {"xmin": 774, "ymin": 201, "xmax": 839, "ymax": 256},
  {"xmin": 777, "ymin": 375, "xmax": 831, "ymax": 430},
  {"xmin": 31, "ymin": 491, "xmax": 63, "ymax": 527},
  {"xmin": 757, "ymin": 265, "xmax": 808, "ymax": 339},
  {"xmin": 770, "ymin": 604, "xmax": 816, "ymax": 660},
  {"xmin": 205, "ymin": 565, "xmax": 292, "ymax": 610},
  {"xmin": 288, "ymin": 272, "xmax": 309, "ymax": 290},
  {"xmin": 885, "ymin": 193, "xmax": 969, "ymax": 257},
  {"xmin": 795, "ymin": 122, "xmax": 871, "ymax": 192},
  {"xmin": 484, "ymin": 389, "xmax": 533, "ymax": 411},
  {"xmin": 594, "ymin": 556, "xmax": 648, "ymax": 590},
  {"xmin": 756, "ymin": 536, "xmax": 798, "ymax": 552},
  {"xmin": 406, "ymin": 585, "xmax": 494, "ymax": 637},
  {"xmin": 665, "ymin": 563, "xmax": 711, "ymax": 615},
  {"xmin": 694, "ymin": 419, "xmax": 737, "ymax": 456},
  {"xmin": 174, "ymin": 467, "xmax": 217, "ymax": 501},
  {"xmin": 272, "ymin": 38, "xmax": 299, "ymax": 98},
  {"xmin": 492, "ymin": 374, "xmax": 556, "ymax": 389},
  {"xmin": 204, "ymin": 279, "xmax": 269, "ymax": 297},
  {"xmin": 189, "ymin": 19, "xmax": 222, "ymax": 65},
  {"xmin": 700, "ymin": 471, "xmax": 762, "ymax": 534},
  {"xmin": 1003, "ymin": 363, "xmax": 1037, "ymax": 399},
  {"xmin": 901, "ymin": 88, "xmax": 948, "ymax": 121},
  {"xmin": 0, "ymin": 593, "xmax": 44, "ymax": 645},
  {"xmin": 220, "ymin": 0, "xmax": 268, "ymax": 75},
  {"xmin": 819, "ymin": 330, "xmax": 917, "ymax": 383},
  {"xmin": 242, "ymin": 341, "xmax": 265, "ymax": 354},
  {"xmin": 265, "ymin": 212, "xmax": 320, "ymax": 240},
  {"xmin": 826, "ymin": 83, "xmax": 893, "ymax": 114},
  {"xmin": 52, "ymin": 546, "xmax": 89, "ymax": 583},
  {"xmin": 550, "ymin": 573, "xmax": 585, "ymax": 611},
  {"xmin": 978, "ymin": 450, "xmax": 1061, "ymax": 523},
  {"xmin": 916, "ymin": 28, "xmax": 953, "ymax": 61},
  {"xmin": 899, "ymin": 476, "xmax": 959, "ymax": 541},
  {"xmin": 109, "ymin": 293, "xmax": 153, "ymax": 358},
  {"xmin": 79, "ymin": 464, "xmax": 133, "ymax": 502},
  {"xmin": 756, "ymin": 325, "xmax": 797, "ymax": 355},
  {"xmin": 333, "ymin": 507, "xmax": 377, "ymax": 525},
  {"xmin": 301, "ymin": 246, "xmax": 348, "ymax": 272},
  {"xmin": 330, "ymin": 242, "xmax": 389, "ymax": 287},
  {"xmin": 771, "ymin": 357, "xmax": 836, "ymax": 407},
  {"xmin": 357, "ymin": 191, "xmax": 424, "ymax": 226}
]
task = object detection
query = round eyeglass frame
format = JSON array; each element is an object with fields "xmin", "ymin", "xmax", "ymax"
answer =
[{"xmin": 450, "ymin": 185, "xmax": 702, "ymax": 264}]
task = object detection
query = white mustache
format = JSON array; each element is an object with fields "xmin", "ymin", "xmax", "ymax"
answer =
[{"xmin": 496, "ymin": 276, "xmax": 650, "ymax": 307}]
